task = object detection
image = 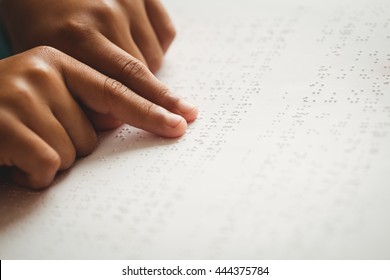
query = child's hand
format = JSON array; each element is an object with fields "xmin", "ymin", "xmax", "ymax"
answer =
[
  {"xmin": 0, "ymin": 47, "xmax": 197, "ymax": 189},
  {"xmin": 0, "ymin": 0, "xmax": 176, "ymax": 74}
]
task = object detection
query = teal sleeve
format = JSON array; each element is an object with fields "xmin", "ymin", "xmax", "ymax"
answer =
[{"xmin": 0, "ymin": 24, "xmax": 12, "ymax": 59}]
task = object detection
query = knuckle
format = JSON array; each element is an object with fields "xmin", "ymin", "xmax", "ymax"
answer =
[
  {"xmin": 91, "ymin": 2, "xmax": 119, "ymax": 23},
  {"xmin": 156, "ymin": 85, "xmax": 170, "ymax": 99},
  {"xmin": 8, "ymin": 83, "xmax": 36, "ymax": 109},
  {"xmin": 103, "ymin": 77, "xmax": 131, "ymax": 108},
  {"xmin": 119, "ymin": 58, "xmax": 148, "ymax": 79},
  {"xmin": 24, "ymin": 59, "xmax": 55, "ymax": 83},
  {"xmin": 144, "ymin": 102, "xmax": 156, "ymax": 116},
  {"xmin": 15, "ymin": 48, "xmax": 58, "ymax": 82},
  {"xmin": 31, "ymin": 46, "xmax": 61, "ymax": 58},
  {"xmin": 1, "ymin": 74, "xmax": 48, "ymax": 112},
  {"xmin": 57, "ymin": 18, "xmax": 93, "ymax": 42},
  {"xmin": 136, "ymin": 101, "xmax": 156, "ymax": 124}
]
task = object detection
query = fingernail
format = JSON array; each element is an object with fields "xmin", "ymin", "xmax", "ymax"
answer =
[
  {"xmin": 177, "ymin": 99, "xmax": 197, "ymax": 114},
  {"xmin": 166, "ymin": 112, "xmax": 185, "ymax": 128}
]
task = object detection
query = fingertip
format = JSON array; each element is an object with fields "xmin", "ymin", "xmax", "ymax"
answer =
[
  {"xmin": 183, "ymin": 107, "xmax": 199, "ymax": 123},
  {"xmin": 11, "ymin": 168, "xmax": 54, "ymax": 190},
  {"xmin": 168, "ymin": 118, "xmax": 187, "ymax": 138},
  {"xmin": 175, "ymin": 99, "xmax": 199, "ymax": 123},
  {"xmin": 161, "ymin": 112, "xmax": 187, "ymax": 138},
  {"xmin": 16, "ymin": 147, "xmax": 60, "ymax": 190}
]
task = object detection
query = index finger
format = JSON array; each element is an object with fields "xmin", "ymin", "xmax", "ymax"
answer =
[
  {"xmin": 58, "ymin": 53, "xmax": 188, "ymax": 138},
  {"xmin": 69, "ymin": 33, "xmax": 198, "ymax": 123}
]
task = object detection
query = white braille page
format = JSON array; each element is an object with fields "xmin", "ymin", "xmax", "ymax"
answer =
[{"xmin": 1, "ymin": 0, "xmax": 390, "ymax": 259}]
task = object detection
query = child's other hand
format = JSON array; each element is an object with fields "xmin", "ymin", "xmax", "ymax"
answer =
[
  {"xmin": 0, "ymin": 47, "xmax": 197, "ymax": 189},
  {"xmin": 1, "ymin": 0, "xmax": 175, "ymax": 74}
]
